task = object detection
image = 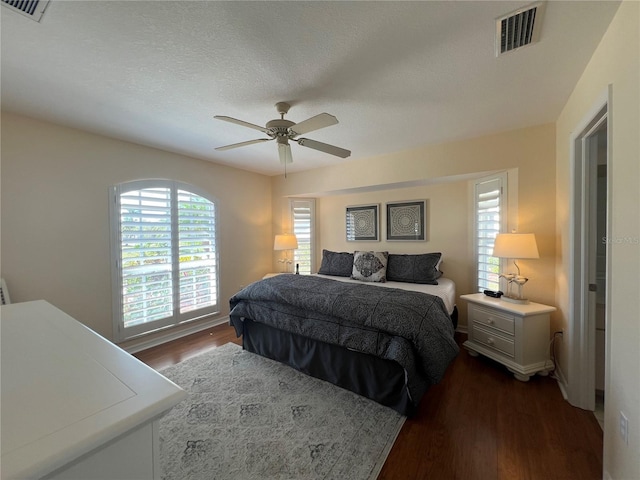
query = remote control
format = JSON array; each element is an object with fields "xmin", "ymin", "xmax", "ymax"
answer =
[{"xmin": 483, "ymin": 290, "xmax": 503, "ymax": 298}]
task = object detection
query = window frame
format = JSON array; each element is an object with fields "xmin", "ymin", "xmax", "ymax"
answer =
[
  {"xmin": 289, "ymin": 198, "xmax": 316, "ymax": 274},
  {"xmin": 109, "ymin": 180, "xmax": 220, "ymax": 342}
]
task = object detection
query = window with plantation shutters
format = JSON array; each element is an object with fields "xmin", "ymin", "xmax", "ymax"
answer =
[
  {"xmin": 474, "ymin": 174, "xmax": 507, "ymax": 292},
  {"xmin": 290, "ymin": 198, "xmax": 316, "ymax": 275},
  {"xmin": 110, "ymin": 180, "xmax": 219, "ymax": 341}
]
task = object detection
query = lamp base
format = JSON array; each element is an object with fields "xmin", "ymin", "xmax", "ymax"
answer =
[
  {"xmin": 278, "ymin": 259, "xmax": 293, "ymax": 273},
  {"xmin": 501, "ymin": 295, "xmax": 530, "ymax": 305}
]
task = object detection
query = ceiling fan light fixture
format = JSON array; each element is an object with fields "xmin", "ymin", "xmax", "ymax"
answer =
[{"xmin": 278, "ymin": 142, "xmax": 293, "ymax": 165}]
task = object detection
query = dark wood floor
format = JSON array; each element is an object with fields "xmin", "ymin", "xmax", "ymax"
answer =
[{"xmin": 135, "ymin": 325, "xmax": 603, "ymax": 480}]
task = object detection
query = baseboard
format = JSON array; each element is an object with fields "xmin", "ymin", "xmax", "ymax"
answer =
[
  {"xmin": 554, "ymin": 364, "xmax": 569, "ymax": 401},
  {"xmin": 456, "ymin": 325, "xmax": 468, "ymax": 334},
  {"xmin": 121, "ymin": 316, "xmax": 230, "ymax": 354}
]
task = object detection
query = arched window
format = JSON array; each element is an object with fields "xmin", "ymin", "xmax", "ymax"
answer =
[{"xmin": 110, "ymin": 180, "xmax": 219, "ymax": 341}]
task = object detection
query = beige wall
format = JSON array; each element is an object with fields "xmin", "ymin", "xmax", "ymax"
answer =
[
  {"xmin": 271, "ymin": 123, "xmax": 557, "ymax": 328},
  {"xmin": 555, "ymin": 2, "xmax": 639, "ymax": 478},
  {"xmin": 1, "ymin": 112, "xmax": 273, "ymax": 341},
  {"xmin": 317, "ymin": 181, "xmax": 471, "ymax": 296}
]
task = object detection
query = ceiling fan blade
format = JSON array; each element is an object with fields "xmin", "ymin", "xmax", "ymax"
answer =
[
  {"xmin": 278, "ymin": 142, "xmax": 293, "ymax": 165},
  {"xmin": 297, "ymin": 138, "xmax": 351, "ymax": 158},
  {"xmin": 290, "ymin": 113, "xmax": 338, "ymax": 135},
  {"xmin": 214, "ymin": 115, "xmax": 269, "ymax": 133},
  {"xmin": 215, "ymin": 138, "xmax": 272, "ymax": 151}
]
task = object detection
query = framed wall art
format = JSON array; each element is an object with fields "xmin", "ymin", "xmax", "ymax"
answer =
[
  {"xmin": 346, "ymin": 204, "xmax": 379, "ymax": 241},
  {"xmin": 386, "ymin": 200, "xmax": 426, "ymax": 241}
]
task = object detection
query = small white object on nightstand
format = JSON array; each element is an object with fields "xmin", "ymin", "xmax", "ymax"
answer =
[{"xmin": 461, "ymin": 293, "xmax": 556, "ymax": 381}]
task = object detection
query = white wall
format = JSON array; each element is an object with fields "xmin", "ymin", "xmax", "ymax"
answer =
[
  {"xmin": 1, "ymin": 113, "xmax": 273, "ymax": 341},
  {"xmin": 555, "ymin": 2, "xmax": 639, "ymax": 478}
]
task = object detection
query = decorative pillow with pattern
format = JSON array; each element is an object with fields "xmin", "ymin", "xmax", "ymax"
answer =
[
  {"xmin": 351, "ymin": 251, "xmax": 389, "ymax": 283},
  {"xmin": 386, "ymin": 252, "xmax": 443, "ymax": 284},
  {"xmin": 318, "ymin": 249, "xmax": 355, "ymax": 277}
]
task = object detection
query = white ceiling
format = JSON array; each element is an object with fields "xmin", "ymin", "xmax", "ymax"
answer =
[{"xmin": 1, "ymin": 1, "xmax": 620, "ymax": 176}]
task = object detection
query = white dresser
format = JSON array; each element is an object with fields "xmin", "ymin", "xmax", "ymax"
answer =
[
  {"xmin": 1, "ymin": 300, "xmax": 187, "ymax": 479},
  {"xmin": 461, "ymin": 293, "xmax": 556, "ymax": 381}
]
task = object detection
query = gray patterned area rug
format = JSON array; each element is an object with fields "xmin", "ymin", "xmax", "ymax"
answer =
[{"xmin": 159, "ymin": 342, "xmax": 405, "ymax": 480}]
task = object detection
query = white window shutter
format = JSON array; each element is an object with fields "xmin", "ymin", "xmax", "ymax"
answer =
[
  {"xmin": 290, "ymin": 199, "xmax": 316, "ymax": 274},
  {"xmin": 119, "ymin": 187, "xmax": 174, "ymax": 328},
  {"xmin": 474, "ymin": 174, "xmax": 507, "ymax": 292},
  {"xmin": 177, "ymin": 189, "xmax": 218, "ymax": 314}
]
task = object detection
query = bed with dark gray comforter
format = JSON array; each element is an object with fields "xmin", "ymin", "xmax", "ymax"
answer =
[{"xmin": 229, "ymin": 274, "xmax": 459, "ymax": 416}]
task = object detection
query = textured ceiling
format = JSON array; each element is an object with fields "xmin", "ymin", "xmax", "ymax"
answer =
[{"xmin": 1, "ymin": 1, "xmax": 620, "ymax": 176}]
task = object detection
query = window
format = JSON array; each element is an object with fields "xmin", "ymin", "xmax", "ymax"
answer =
[
  {"xmin": 290, "ymin": 198, "xmax": 316, "ymax": 274},
  {"xmin": 474, "ymin": 173, "xmax": 507, "ymax": 292},
  {"xmin": 110, "ymin": 180, "xmax": 219, "ymax": 341}
]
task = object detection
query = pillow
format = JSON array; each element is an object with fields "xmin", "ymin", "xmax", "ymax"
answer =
[
  {"xmin": 386, "ymin": 252, "xmax": 443, "ymax": 284},
  {"xmin": 318, "ymin": 249, "xmax": 354, "ymax": 277},
  {"xmin": 351, "ymin": 251, "xmax": 388, "ymax": 283}
]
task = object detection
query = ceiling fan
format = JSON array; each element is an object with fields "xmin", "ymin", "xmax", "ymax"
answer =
[{"xmin": 214, "ymin": 102, "xmax": 351, "ymax": 165}]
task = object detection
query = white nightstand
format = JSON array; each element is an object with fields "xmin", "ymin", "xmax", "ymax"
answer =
[{"xmin": 461, "ymin": 293, "xmax": 556, "ymax": 381}]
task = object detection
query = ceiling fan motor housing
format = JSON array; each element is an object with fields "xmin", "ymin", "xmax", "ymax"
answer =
[{"xmin": 265, "ymin": 119, "xmax": 296, "ymax": 139}]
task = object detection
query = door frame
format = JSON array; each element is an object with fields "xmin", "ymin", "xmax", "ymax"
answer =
[{"xmin": 567, "ymin": 86, "xmax": 612, "ymax": 410}]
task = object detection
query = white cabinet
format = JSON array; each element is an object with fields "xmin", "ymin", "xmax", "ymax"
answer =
[
  {"xmin": 1, "ymin": 300, "xmax": 187, "ymax": 479},
  {"xmin": 461, "ymin": 293, "xmax": 556, "ymax": 381}
]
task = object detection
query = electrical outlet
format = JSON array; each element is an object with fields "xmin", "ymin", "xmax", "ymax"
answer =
[{"xmin": 619, "ymin": 411, "xmax": 629, "ymax": 445}]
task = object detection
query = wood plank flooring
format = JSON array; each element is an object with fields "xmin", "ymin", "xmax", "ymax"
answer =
[{"xmin": 134, "ymin": 326, "xmax": 603, "ymax": 480}]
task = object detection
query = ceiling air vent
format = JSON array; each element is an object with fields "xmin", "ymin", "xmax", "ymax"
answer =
[
  {"xmin": 1, "ymin": 0, "xmax": 51, "ymax": 22},
  {"xmin": 496, "ymin": 2, "xmax": 545, "ymax": 56}
]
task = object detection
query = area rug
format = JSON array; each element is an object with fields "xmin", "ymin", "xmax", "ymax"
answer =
[{"xmin": 158, "ymin": 342, "xmax": 405, "ymax": 480}]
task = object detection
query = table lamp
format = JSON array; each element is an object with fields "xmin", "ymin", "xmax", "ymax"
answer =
[
  {"xmin": 274, "ymin": 233, "xmax": 298, "ymax": 273},
  {"xmin": 492, "ymin": 233, "xmax": 539, "ymax": 304}
]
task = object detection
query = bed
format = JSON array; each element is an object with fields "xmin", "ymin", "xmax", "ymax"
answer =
[{"xmin": 229, "ymin": 251, "xmax": 459, "ymax": 416}]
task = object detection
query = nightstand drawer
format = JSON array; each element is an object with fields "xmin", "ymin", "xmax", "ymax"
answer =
[
  {"xmin": 469, "ymin": 304, "xmax": 515, "ymax": 335},
  {"xmin": 472, "ymin": 325, "xmax": 515, "ymax": 357}
]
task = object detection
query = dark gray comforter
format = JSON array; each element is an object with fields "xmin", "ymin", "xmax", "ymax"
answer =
[{"xmin": 229, "ymin": 274, "xmax": 459, "ymax": 403}]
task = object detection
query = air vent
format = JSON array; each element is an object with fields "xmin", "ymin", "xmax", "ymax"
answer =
[
  {"xmin": 496, "ymin": 2, "xmax": 545, "ymax": 56},
  {"xmin": 1, "ymin": 0, "xmax": 50, "ymax": 22}
]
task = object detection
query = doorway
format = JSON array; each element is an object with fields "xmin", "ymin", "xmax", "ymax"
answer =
[
  {"xmin": 568, "ymin": 94, "xmax": 610, "ymax": 418},
  {"xmin": 592, "ymin": 125, "xmax": 607, "ymax": 428}
]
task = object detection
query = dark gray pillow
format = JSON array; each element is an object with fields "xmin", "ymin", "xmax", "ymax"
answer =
[
  {"xmin": 386, "ymin": 253, "xmax": 442, "ymax": 284},
  {"xmin": 318, "ymin": 249, "xmax": 354, "ymax": 277}
]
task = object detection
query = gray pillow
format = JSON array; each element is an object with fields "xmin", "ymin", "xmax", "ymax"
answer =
[
  {"xmin": 351, "ymin": 251, "xmax": 388, "ymax": 283},
  {"xmin": 386, "ymin": 253, "xmax": 442, "ymax": 284},
  {"xmin": 318, "ymin": 249, "xmax": 354, "ymax": 277}
]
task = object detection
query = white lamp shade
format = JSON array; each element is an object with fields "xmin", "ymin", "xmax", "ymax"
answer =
[
  {"xmin": 492, "ymin": 233, "xmax": 539, "ymax": 259},
  {"xmin": 274, "ymin": 233, "xmax": 298, "ymax": 251}
]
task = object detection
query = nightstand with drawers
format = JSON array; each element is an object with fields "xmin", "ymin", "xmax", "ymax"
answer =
[{"xmin": 461, "ymin": 293, "xmax": 556, "ymax": 381}]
